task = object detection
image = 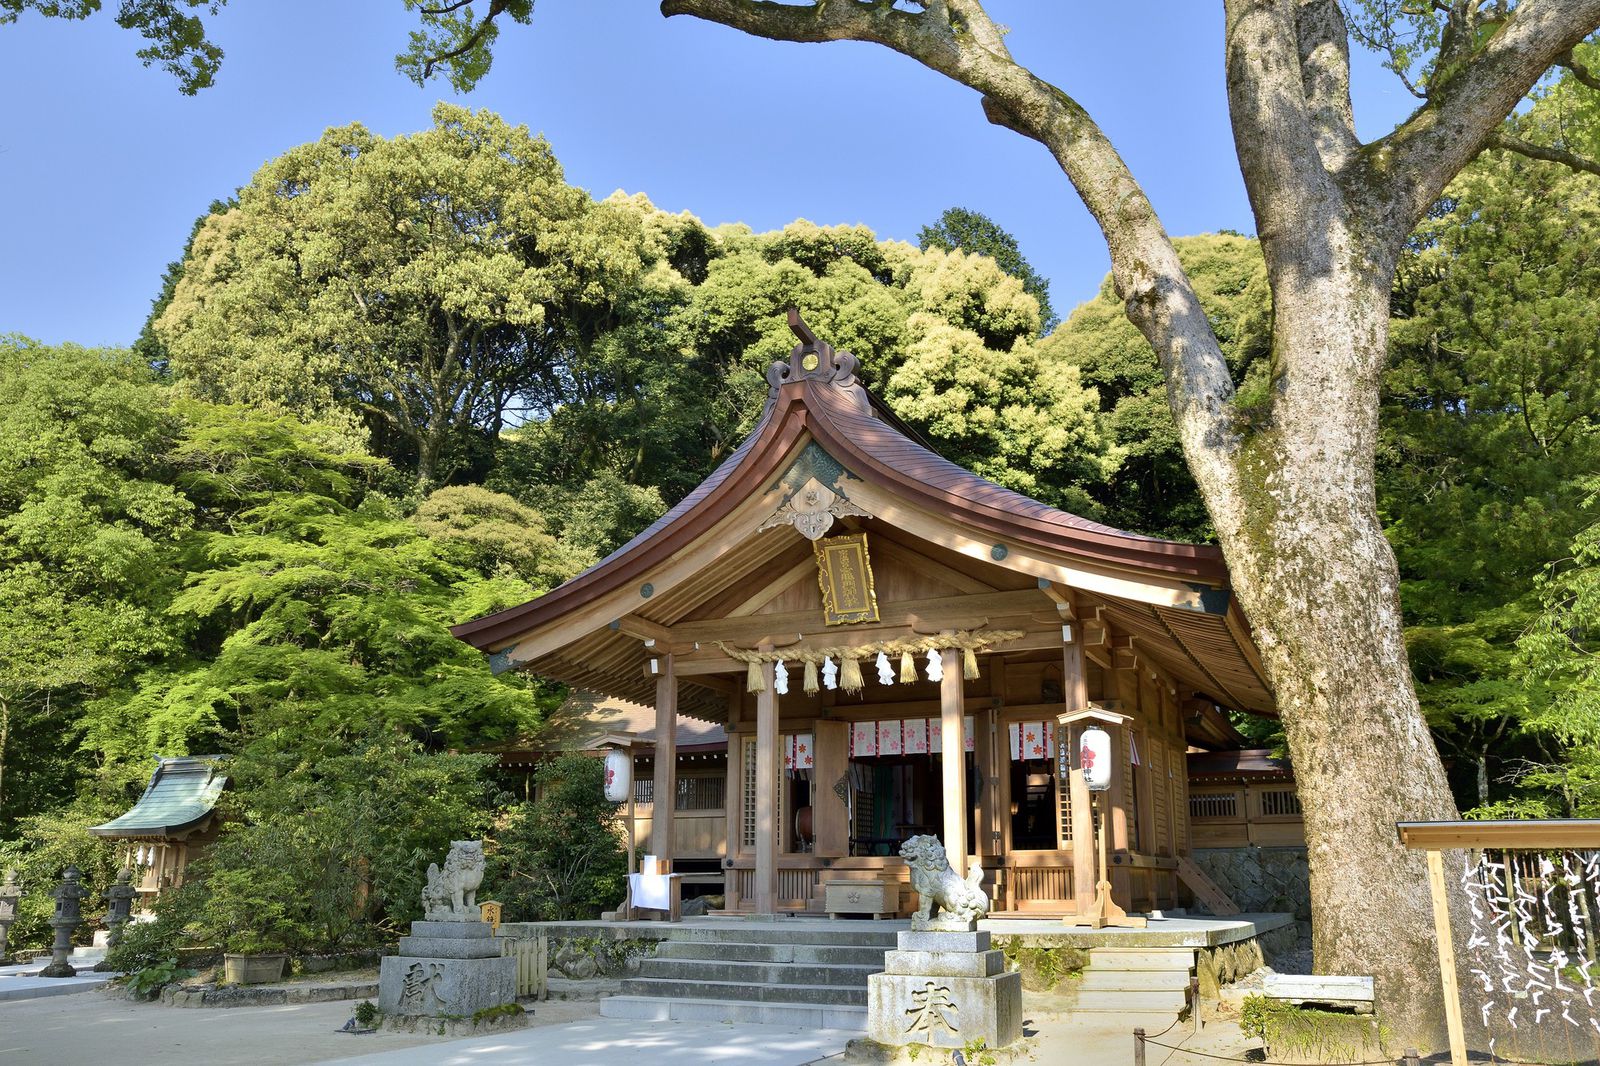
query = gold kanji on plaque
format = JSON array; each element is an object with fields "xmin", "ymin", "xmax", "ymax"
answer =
[{"xmin": 815, "ymin": 532, "xmax": 879, "ymax": 626}]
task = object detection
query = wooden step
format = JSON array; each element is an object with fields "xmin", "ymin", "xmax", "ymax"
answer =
[{"xmin": 1177, "ymin": 856, "xmax": 1241, "ymax": 916}]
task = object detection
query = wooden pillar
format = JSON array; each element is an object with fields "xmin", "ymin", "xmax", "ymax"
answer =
[
  {"xmin": 940, "ymin": 648, "xmax": 967, "ymax": 877},
  {"xmin": 650, "ymin": 653, "xmax": 677, "ymax": 868},
  {"xmin": 813, "ymin": 719, "xmax": 849, "ymax": 857},
  {"xmin": 1063, "ymin": 630, "xmax": 1095, "ymax": 912},
  {"xmin": 1071, "ymin": 766, "xmax": 1096, "ymax": 914},
  {"xmin": 754, "ymin": 657, "xmax": 780, "ymax": 914},
  {"xmin": 1110, "ymin": 666, "xmax": 1137, "ymax": 903}
]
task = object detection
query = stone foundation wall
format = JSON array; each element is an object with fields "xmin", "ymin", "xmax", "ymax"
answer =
[
  {"xmin": 1190, "ymin": 846, "xmax": 1311, "ymax": 953},
  {"xmin": 496, "ymin": 925, "xmax": 662, "ymax": 979},
  {"xmin": 1190, "ymin": 847, "xmax": 1309, "ymax": 917}
]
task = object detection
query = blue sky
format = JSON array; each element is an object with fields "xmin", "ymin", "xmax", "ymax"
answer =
[{"xmin": 0, "ymin": 2, "xmax": 1419, "ymax": 348}]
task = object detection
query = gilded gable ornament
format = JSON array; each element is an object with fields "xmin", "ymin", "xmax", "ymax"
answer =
[{"xmin": 757, "ymin": 477, "xmax": 870, "ymax": 541}]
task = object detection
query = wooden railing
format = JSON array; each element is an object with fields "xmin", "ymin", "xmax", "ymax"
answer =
[{"xmin": 1010, "ymin": 865, "xmax": 1072, "ymax": 904}]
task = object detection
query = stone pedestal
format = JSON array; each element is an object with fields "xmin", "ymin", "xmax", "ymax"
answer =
[
  {"xmin": 378, "ymin": 919, "xmax": 517, "ymax": 1019},
  {"xmin": 866, "ymin": 930, "xmax": 1021, "ymax": 1052}
]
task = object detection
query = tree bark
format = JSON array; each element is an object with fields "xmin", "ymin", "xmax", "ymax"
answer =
[{"xmin": 1217, "ymin": 249, "xmax": 1460, "ymax": 1045}]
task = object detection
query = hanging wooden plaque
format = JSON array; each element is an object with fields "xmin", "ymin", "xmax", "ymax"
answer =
[{"xmin": 815, "ymin": 532, "xmax": 879, "ymax": 626}]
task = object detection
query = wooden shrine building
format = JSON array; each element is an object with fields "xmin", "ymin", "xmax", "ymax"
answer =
[{"xmin": 453, "ymin": 313, "xmax": 1276, "ymax": 917}]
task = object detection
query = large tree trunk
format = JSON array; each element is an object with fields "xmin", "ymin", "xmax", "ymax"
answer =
[{"xmin": 1208, "ymin": 252, "xmax": 1462, "ymax": 1047}]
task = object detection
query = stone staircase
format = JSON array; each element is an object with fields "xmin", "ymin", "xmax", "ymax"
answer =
[
  {"xmin": 599, "ymin": 924, "xmax": 897, "ymax": 1028},
  {"xmin": 1067, "ymin": 946, "xmax": 1196, "ymax": 1016}
]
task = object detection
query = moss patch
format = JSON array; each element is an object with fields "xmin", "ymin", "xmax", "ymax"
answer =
[
  {"xmin": 1240, "ymin": 995, "xmax": 1386, "ymax": 1064},
  {"xmin": 994, "ymin": 938, "xmax": 1086, "ymax": 993}
]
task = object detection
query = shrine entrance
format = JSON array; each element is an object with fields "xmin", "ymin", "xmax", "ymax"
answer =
[{"xmin": 453, "ymin": 312, "xmax": 1276, "ymax": 918}]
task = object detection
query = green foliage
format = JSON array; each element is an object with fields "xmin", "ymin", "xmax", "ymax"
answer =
[
  {"xmin": 959, "ymin": 1037, "xmax": 997, "ymax": 1066},
  {"xmin": 1388, "ymin": 85, "xmax": 1600, "ymax": 810},
  {"xmin": 919, "ymin": 206, "xmax": 1056, "ymax": 332},
  {"xmin": 0, "ymin": 0, "xmax": 225, "ymax": 93},
  {"xmin": 395, "ymin": 0, "xmax": 534, "ymax": 93},
  {"xmin": 1038, "ymin": 233, "xmax": 1271, "ymax": 540},
  {"xmin": 157, "ymin": 104, "xmax": 638, "ymax": 486},
  {"xmin": 354, "ymin": 999, "xmax": 379, "ymax": 1026},
  {"xmin": 995, "ymin": 936, "xmax": 1086, "ymax": 992},
  {"xmin": 471, "ymin": 1002, "xmax": 524, "ymax": 1023},
  {"xmin": 125, "ymin": 958, "xmax": 193, "ymax": 998},
  {"xmin": 493, "ymin": 754, "xmax": 626, "ymax": 921},
  {"xmin": 104, "ymin": 885, "xmax": 202, "ymax": 972},
  {"xmin": 0, "ymin": 337, "xmax": 191, "ymax": 831}
]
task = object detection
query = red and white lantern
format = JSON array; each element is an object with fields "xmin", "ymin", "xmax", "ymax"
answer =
[
  {"xmin": 1079, "ymin": 725, "xmax": 1112, "ymax": 792},
  {"xmin": 603, "ymin": 748, "xmax": 632, "ymax": 803}
]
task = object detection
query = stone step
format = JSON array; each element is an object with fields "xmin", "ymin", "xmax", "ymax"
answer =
[
  {"xmin": 1067, "ymin": 987, "xmax": 1189, "ymax": 1013},
  {"xmin": 600, "ymin": 993, "xmax": 868, "ymax": 1030},
  {"xmin": 648, "ymin": 927, "xmax": 898, "ymax": 948},
  {"xmin": 655, "ymin": 941, "xmax": 889, "ymax": 967},
  {"xmin": 620, "ymin": 976, "xmax": 867, "ymax": 1007},
  {"xmin": 1078, "ymin": 967, "xmax": 1193, "ymax": 991},
  {"xmin": 1087, "ymin": 948, "xmax": 1196, "ymax": 971},
  {"xmin": 638, "ymin": 958, "xmax": 879, "ymax": 987}
]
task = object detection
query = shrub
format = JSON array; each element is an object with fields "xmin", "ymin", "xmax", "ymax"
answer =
[
  {"xmin": 104, "ymin": 883, "xmax": 204, "ymax": 972},
  {"xmin": 492, "ymin": 754, "xmax": 626, "ymax": 921}
]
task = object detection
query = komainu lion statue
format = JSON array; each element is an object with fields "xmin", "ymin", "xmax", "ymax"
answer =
[
  {"xmin": 900, "ymin": 835, "xmax": 989, "ymax": 931},
  {"xmin": 422, "ymin": 840, "xmax": 486, "ymax": 921}
]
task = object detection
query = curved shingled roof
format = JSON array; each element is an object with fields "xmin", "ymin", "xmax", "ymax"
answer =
[
  {"xmin": 90, "ymin": 756, "xmax": 226, "ymax": 840},
  {"xmin": 453, "ymin": 320, "xmax": 1228, "ymax": 654}
]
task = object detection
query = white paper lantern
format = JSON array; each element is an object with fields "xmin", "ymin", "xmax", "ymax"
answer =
[
  {"xmin": 603, "ymin": 748, "xmax": 632, "ymax": 803},
  {"xmin": 1079, "ymin": 725, "xmax": 1113, "ymax": 792}
]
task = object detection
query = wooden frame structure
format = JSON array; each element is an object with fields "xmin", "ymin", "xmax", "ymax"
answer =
[
  {"xmin": 1397, "ymin": 819, "xmax": 1600, "ymax": 1066},
  {"xmin": 454, "ymin": 312, "xmax": 1276, "ymax": 917}
]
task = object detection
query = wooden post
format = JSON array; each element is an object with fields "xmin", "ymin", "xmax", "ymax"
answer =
[
  {"xmin": 940, "ymin": 647, "xmax": 967, "ymax": 877},
  {"xmin": 1425, "ymin": 847, "xmax": 1468, "ymax": 1066},
  {"xmin": 754, "ymin": 657, "xmax": 779, "ymax": 914},
  {"xmin": 1063, "ymin": 630, "xmax": 1093, "ymax": 912},
  {"xmin": 1071, "ymin": 765, "xmax": 1096, "ymax": 915},
  {"xmin": 1134, "ymin": 1026, "xmax": 1147, "ymax": 1066},
  {"xmin": 623, "ymin": 749, "xmax": 637, "ymax": 918},
  {"xmin": 650, "ymin": 654, "xmax": 677, "ymax": 869},
  {"xmin": 813, "ymin": 719, "xmax": 849, "ymax": 857}
]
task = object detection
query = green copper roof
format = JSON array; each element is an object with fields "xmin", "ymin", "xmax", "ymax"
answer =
[{"xmin": 90, "ymin": 756, "xmax": 226, "ymax": 839}]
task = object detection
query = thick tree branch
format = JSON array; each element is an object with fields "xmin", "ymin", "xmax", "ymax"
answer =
[
  {"xmin": 1559, "ymin": 46, "xmax": 1600, "ymax": 89},
  {"xmin": 1224, "ymin": 0, "xmax": 1345, "ymax": 247},
  {"xmin": 1295, "ymin": 0, "xmax": 1359, "ymax": 170},
  {"xmin": 1489, "ymin": 128, "xmax": 1600, "ymax": 176},
  {"xmin": 1369, "ymin": 0, "xmax": 1600, "ymax": 237},
  {"xmin": 419, "ymin": 0, "xmax": 510, "ymax": 81},
  {"xmin": 660, "ymin": 0, "xmax": 1243, "ymax": 480}
]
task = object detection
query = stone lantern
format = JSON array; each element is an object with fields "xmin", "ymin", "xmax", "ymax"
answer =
[
  {"xmin": 104, "ymin": 868, "xmax": 137, "ymax": 947},
  {"xmin": 39, "ymin": 865, "xmax": 89, "ymax": 978},
  {"xmin": 0, "ymin": 868, "xmax": 21, "ymax": 963}
]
